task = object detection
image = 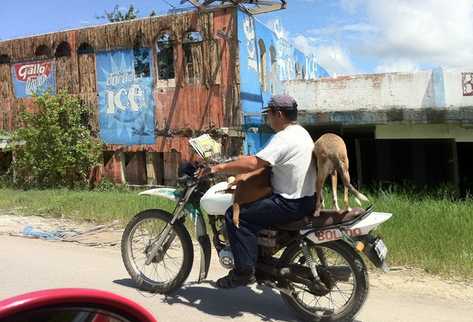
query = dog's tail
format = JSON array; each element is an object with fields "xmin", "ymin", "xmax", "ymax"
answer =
[
  {"xmin": 333, "ymin": 158, "xmax": 369, "ymax": 204},
  {"xmin": 349, "ymin": 184, "xmax": 369, "ymax": 205}
]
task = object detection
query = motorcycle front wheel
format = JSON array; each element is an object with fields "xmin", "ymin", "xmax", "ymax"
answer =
[
  {"xmin": 279, "ymin": 240, "xmax": 369, "ymax": 322},
  {"xmin": 121, "ymin": 209, "xmax": 194, "ymax": 294}
]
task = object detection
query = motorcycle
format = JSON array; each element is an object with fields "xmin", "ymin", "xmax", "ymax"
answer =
[{"xmin": 121, "ymin": 156, "xmax": 392, "ymax": 322}]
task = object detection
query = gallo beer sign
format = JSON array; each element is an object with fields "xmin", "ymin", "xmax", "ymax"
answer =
[{"xmin": 12, "ymin": 61, "xmax": 56, "ymax": 98}]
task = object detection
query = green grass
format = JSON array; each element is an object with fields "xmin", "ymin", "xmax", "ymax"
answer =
[
  {"xmin": 373, "ymin": 191, "xmax": 473, "ymax": 278},
  {"xmin": 0, "ymin": 187, "xmax": 472, "ymax": 279},
  {"xmin": 0, "ymin": 188, "xmax": 175, "ymax": 224},
  {"xmin": 322, "ymin": 187, "xmax": 473, "ymax": 279}
]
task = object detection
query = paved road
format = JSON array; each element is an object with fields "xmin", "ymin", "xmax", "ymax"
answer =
[{"xmin": 1, "ymin": 236, "xmax": 472, "ymax": 322}]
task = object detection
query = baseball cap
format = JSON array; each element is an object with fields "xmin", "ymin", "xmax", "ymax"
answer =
[{"xmin": 261, "ymin": 94, "xmax": 298, "ymax": 114}]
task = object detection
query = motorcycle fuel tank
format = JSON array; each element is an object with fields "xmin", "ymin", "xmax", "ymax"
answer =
[{"xmin": 200, "ymin": 181, "xmax": 234, "ymax": 216}]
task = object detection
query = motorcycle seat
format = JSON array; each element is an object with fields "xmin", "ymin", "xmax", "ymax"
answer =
[{"xmin": 273, "ymin": 208, "xmax": 366, "ymax": 231}]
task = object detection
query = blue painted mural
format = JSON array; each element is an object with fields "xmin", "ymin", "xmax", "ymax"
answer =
[
  {"xmin": 96, "ymin": 48, "xmax": 155, "ymax": 145},
  {"xmin": 237, "ymin": 9, "xmax": 329, "ymax": 154}
]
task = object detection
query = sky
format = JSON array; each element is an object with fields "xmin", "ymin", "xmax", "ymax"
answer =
[{"xmin": 1, "ymin": 0, "xmax": 473, "ymax": 76}]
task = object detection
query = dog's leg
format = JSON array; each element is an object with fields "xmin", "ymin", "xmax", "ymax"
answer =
[
  {"xmin": 343, "ymin": 186, "xmax": 351, "ymax": 211},
  {"xmin": 337, "ymin": 160, "xmax": 369, "ymax": 206},
  {"xmin": 341, "ymin": 167, "xmax": 351, "ymax": 212},
  {"xmin": 331, "ymin": 170, "xmax": 339, "ymax": 211},
  {"xmin": 320, "ymin": 190, "xmax": 325, "ymax": 208},
  {"xmin": 314, "ymin": 162, "xmax": 329, "ymax": 217},
  {"xmin": 333, "ymin": 158, "xmax": 352, "ymax": 212},
  {"xmin": 232, "ymin": 203, "xmax": 240, "ymax": 228}
]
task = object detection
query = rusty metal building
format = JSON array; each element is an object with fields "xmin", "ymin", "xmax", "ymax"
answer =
[{"xmin": 0, "ymin": 5, "xmax": 327, "ymax": 186}]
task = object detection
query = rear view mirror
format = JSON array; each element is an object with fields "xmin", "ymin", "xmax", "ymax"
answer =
[
  {"xmin": 0, "ymin": 288, "xmax": 156, "ymax": 322},
  {"xmin": 7, "ymin": 306, "xmax": 132, "ymax": 322}
]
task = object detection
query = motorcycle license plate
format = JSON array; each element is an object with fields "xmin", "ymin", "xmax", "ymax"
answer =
[{"xmin": 374, "ymin": 239, "xmax": 388, "ymax": 262}]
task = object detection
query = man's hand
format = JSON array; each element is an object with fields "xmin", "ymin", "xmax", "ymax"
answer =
[
  {"xmin": 227, "ymin": 173, "xmax": 249, "ymax": 189},
  {"xmin": 195, "ymin": 165, "xmax": 213, "ymax": 178}
]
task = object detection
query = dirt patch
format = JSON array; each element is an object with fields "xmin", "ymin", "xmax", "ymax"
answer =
[
  {"xmin": 370, "ymin": 267, "xmax": 473, "ymax": 304},
  {"xmin": 0, "ymin": 212, "xmax": 123, "ymax": 247}
]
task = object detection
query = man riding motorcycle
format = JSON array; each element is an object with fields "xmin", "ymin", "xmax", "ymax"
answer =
[{"xmin": 197, "ymin": 94, "xmax": 316, "ymax": 288}]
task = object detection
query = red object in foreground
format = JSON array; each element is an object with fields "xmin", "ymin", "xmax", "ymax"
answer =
[{"xmin": 0, "ymin": 288, "xmax": 157, "ymax": 322}]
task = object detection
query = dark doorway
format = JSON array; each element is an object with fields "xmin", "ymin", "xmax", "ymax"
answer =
[
  {"xmin": 457, "ymin": 142, "xmax": 473, "ymax": 196},
  {"xmin": 0, "ymin": 152, "xmax": 12, "ymax": 175}
]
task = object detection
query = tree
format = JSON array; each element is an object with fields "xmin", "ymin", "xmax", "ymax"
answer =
[
  {"xmin": 12, "ymin": 92, "xmax": 102, "ymax": 189},
  {"xmin": 98, "ymin": 5, "xmax": 156, "ymax": 22}
]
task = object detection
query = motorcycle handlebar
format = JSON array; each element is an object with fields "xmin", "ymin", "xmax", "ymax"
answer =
[{"xmin": 180, "ymin": 155, "xmax": 238, "ymax": 187}]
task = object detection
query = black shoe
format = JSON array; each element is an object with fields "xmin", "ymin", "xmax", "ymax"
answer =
[{"xmin": 216, "ymin": 269, "xmax": 256, "ymax": 289}]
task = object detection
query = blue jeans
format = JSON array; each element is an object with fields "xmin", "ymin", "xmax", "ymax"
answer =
[{"xmin": 225, "ymin": 193, "xmax": 315, "ymax": 272}]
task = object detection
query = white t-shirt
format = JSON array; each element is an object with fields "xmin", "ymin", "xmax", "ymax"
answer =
[{"xmin": 256, "ymin": 124, "xmax": 316, "ymax": 199}]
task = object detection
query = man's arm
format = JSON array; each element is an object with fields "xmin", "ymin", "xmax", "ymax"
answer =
[{"xmin": 211, "ymin": 155, "xmax": 269, "ymax": 175}]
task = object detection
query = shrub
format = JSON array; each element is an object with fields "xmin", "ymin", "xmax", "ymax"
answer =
[{"xmin": 12, "ymin": 91, "xmax": 102, "ymax": 188}]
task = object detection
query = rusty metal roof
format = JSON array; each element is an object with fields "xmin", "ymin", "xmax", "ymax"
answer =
[{"xmin": 0, "ymin": 6, "xmax": 198, "ymax": 44}]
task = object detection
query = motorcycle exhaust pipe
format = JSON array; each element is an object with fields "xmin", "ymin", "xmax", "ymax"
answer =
[
  {"xmin": 256, "ymin": 262, "xmax": 351, "ymax": 287},
  {"xmin": 256, "ymin": 263, "xmax": 314, "ymax": 285}
]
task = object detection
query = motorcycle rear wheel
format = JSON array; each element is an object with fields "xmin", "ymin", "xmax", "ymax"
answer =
[
  {"xmin": 121, "ymin": 209, "xmax": 194, "ymax": 294},
  {"xmin": 279, "ymin": 240, "xmax": 368, "ymax": 322}
]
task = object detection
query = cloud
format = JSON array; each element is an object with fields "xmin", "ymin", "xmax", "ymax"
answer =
[
  {"xmin": 271, "ymin": 1, "xmax": 473, "ymax": 75},
  {"xmin": 293, "ymin": 35, "xmax": 357, "ymax": 76},
  {"xmin": 308, "ymin": 23, "xmax": 377, "ymax": 39},
  {"xmin": 374, "ymin": 59, "xmax": 419, "ymax": 73},
  {"xmin": 293, "ymin": 35, "xmax": 316, "ymax": 54},
  {"xmin": 362, "ymin": 0, "xmax": 473, "ymax": 68},
  {"xmin": 339, "ymin": 0, "xmax": 364, "ymax": 14},
  {"xmin": 301, "ymin": 0, "xmax": 473, "ymax": 73}
]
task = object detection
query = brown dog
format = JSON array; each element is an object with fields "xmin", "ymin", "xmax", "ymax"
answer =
[
  {"xmin": 227, "ymin": 167, "xmax": 272, "ymax": 228},
  {"xmin": 313, "ymin": 133, "xmax": 368, "ymax": 217}
]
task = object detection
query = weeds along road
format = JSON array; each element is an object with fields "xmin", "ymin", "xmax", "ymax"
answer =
[{"xmin": 0, "ymin": 235, "xmax": 472, "ymax": 322}]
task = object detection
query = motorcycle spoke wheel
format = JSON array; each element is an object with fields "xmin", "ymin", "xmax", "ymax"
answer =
[
  {"xmin": 292, "ymin": 246, "xmax": 355, "ymax": 315},
  {"xmin": 121, "ymin": 209, "xmax": 194, "ymax": 294},
  {"xmin": 129, "ymin": 218, "xmax": 185, "ymax": 286},
  {"xmin": 279, "ymin": 241, "xmax": 368, "ymax": 322}
]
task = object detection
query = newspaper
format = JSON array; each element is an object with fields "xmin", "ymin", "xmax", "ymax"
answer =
[{"xmin": 189, "ymin": 134, "xmax": 221, "ymax": 160}]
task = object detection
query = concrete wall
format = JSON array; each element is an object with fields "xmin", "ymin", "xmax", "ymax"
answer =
[
  {"xmin": 443, "ymin": 68, "xmax": 473, "ymax": 108},
  {"xmin": 376, "ymin": 124, "xmax": 473, "ymax": 142},
  {"xmin": 286, "ymin": 68, "xmax": 473, "ymax": 113}
]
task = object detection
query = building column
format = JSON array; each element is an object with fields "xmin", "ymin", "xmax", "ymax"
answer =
[
  {"xmin": 146, "ymin": 152, "xmax": 157, "ymax": 185},
  {"xmin": 118, "ymin": 152, "xmax": 126, "ymax": 184},
  {"xmin": 449, "ymin": 140, "xmax": 460, "ymax": 194},
  {"xmin": 355, "ymin": 138, "xmax": 363, "ymax": 188},
  {"xmin": 164, "ymin": 150, "xmax": 181, "ymax": 186}
]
